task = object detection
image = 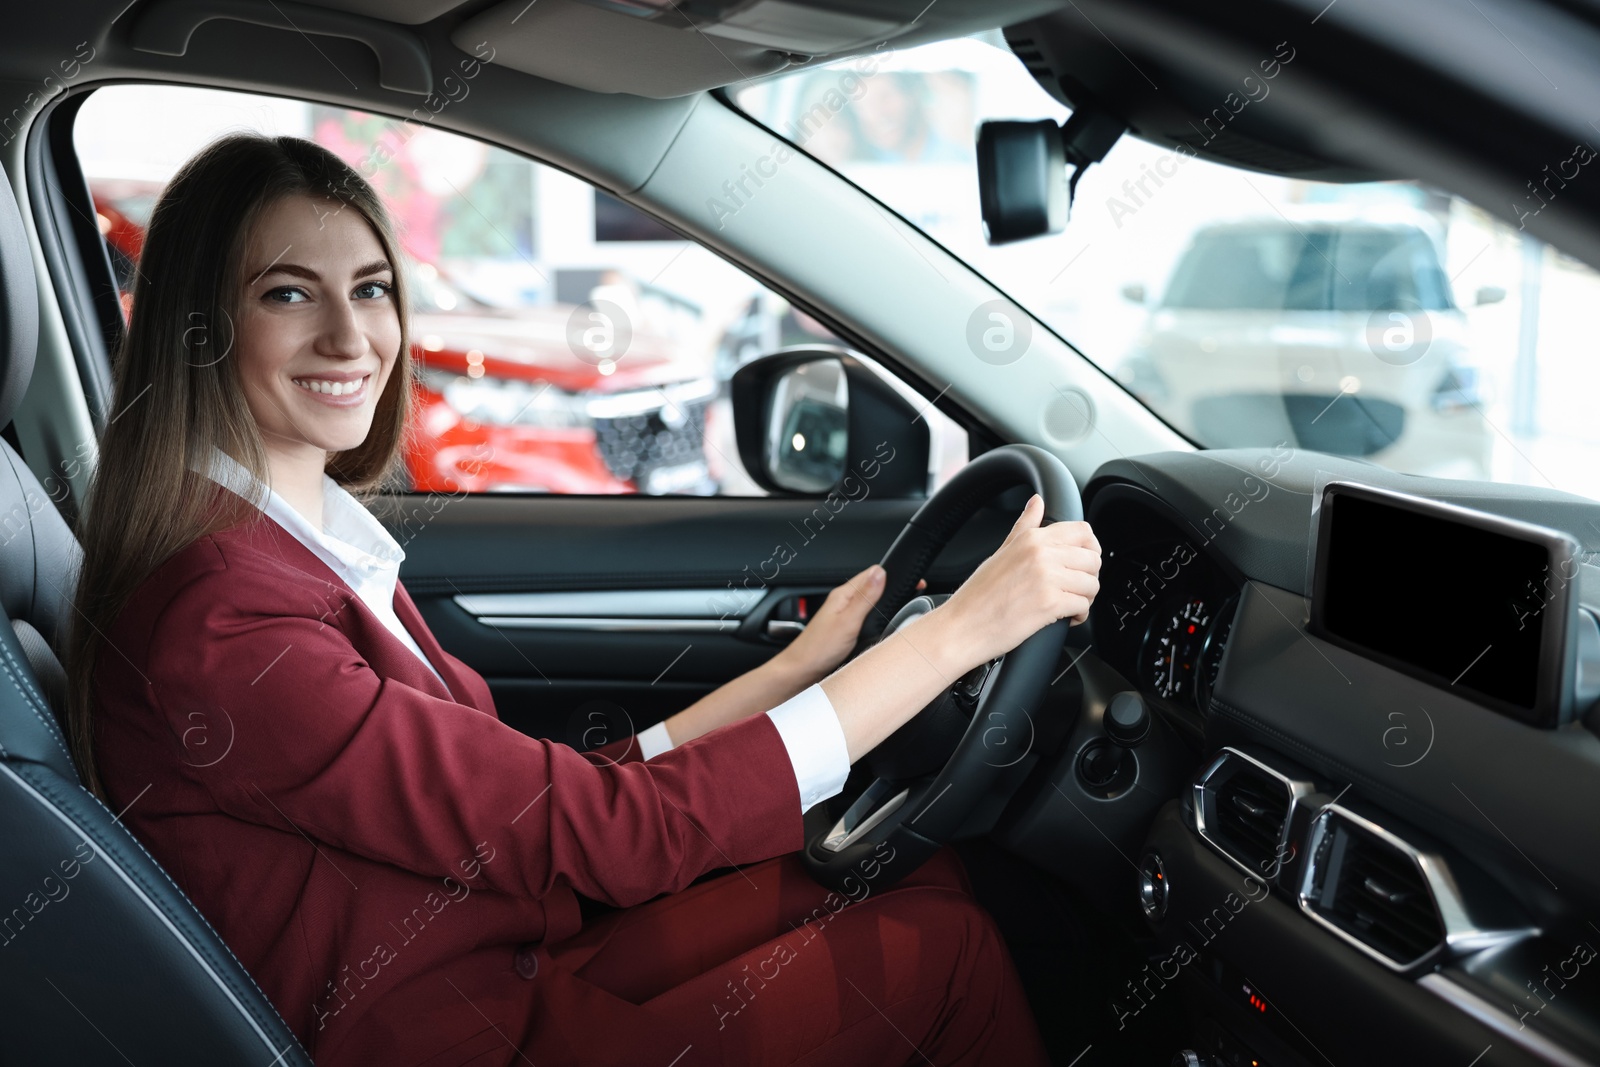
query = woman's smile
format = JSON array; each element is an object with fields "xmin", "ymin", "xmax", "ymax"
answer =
[
  {"xmin": 290, "ymin": 371, "xmax": 373, "ymax": 405},
  {"xmin": 235, "ymin": 192, "xmax": 402, "ymax": 478}
]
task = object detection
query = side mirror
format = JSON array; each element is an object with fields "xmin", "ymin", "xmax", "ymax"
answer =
[
  {"xmin": 1474, "ymin": 285, "xmax": 1507, "ymax": 306},
  {"xmin": 1121, "ymin": 282, "xmax": 1147, "ymax": 304},
  {"xmin": 766, "ymin": 360, "xmax": 848, "ymax": 493},
  {"xmin": 731, "ymin": 346, "xmax": 932, "ymax": 498}
]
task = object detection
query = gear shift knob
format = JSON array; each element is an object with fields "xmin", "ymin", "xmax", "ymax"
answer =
[{"xmin": 1105, "ymin": 690, "xmax": 1150, "ymax": 747}]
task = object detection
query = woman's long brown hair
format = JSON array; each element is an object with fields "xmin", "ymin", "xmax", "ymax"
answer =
[{"xmin": 63, "ymin": 133, "xmax": 414, "ymax": 800}]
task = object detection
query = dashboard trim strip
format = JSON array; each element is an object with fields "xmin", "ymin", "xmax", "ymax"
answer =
[{"xmin": 1418, "ymin": 973, "xmax": 1593, "ymax": 1067}]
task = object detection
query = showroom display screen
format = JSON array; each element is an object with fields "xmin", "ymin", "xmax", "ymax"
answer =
[{"xmin": 1310, "ymin": 483, "xmax": 1577, "ymax": 725}]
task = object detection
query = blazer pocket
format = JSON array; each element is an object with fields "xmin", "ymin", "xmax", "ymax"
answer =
[{"xmin": 407, "ymin": 1022, "xmax": 517, "ymax": 1067}]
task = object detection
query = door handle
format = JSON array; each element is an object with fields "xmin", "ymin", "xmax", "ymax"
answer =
[{"xmin": 749, "ymin": 591, "xmax": 830, "ymax": 644}]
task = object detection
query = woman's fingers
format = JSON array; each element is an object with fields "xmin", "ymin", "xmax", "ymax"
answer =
[
  {"xmin": 1059, "ymin": 544, "xmax": 1103, "ymax": 577},
  {"xmin": 856, "ymin": 563, "xmax": 886, "ymax": 608},
  {"xmin": 780, "ymin": 564, "xmax": 888, "ymax": 678},
  {"xmin": 1044, "ymin": 518, "xmax": 1099, "ymax": 554},
  {"xmin": 1021, "ymin": 527, "xmax": 1101, "ymax": 627},
  {"xmin": 933, "ymin": 502, "xmax": 1105, "ymax": 662},
  {"xmin": 1001, "ymin": 493, "xmax": 1044, "ymax": 548},
  {"xmin": 825, "ymin": 563, "xmax": 885, "ymax": 615},
  {"xmin": 1060, "ymin": 570, "xmax": 1100, "ymax": 604}
]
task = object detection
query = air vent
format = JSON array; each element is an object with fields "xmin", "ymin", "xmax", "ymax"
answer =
[
  {"xmin": 1215, "ymin": 770, "xmax": 1289, "ymax": 871},
  {"xmin": 1192, "ymin": 748, "xmax": 1310, "ymax": 881},
  {"xmin": 1300, "ymin": 808, "xmax": 1446, "ymax": 969}
]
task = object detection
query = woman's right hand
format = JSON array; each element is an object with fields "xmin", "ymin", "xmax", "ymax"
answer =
[
  {"xmin": 823, "ymin": 493, "xmax": 1101, "ymax": 762},
  {"xmin": 926, "ymin": 493, "xmax": 1102, "ymax": 672}
]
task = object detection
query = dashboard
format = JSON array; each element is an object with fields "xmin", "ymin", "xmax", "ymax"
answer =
[
  {"xmin": 1041, "ymin": 446, "xmax": 1600, "ymax": 1067},
  {"xmin": 1083, "ymin": 481, "xmax": 1244, "ymax": 720}
]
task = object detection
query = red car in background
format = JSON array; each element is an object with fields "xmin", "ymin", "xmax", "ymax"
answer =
[{"xmin": 92, "ymin": 182, "xmax": 718, "ymax": 496}]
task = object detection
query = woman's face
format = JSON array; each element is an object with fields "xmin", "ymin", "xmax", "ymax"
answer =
[{"xmin": 235, "ymin": 194, "xmax": 401, "ymax": 462}]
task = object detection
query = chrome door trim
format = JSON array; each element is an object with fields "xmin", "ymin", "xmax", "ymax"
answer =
[
  {"xmin": 473, "ymin": 617, "xmax": 741, "ymax": 633},
  {"xmin": 454, "ymin": 588, "xmax": 767, "ymax": 633}
]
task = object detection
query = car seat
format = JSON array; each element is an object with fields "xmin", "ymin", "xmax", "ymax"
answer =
[{"xmin": 0, "ymin": 160, "xmax": 315, "ymax": 1064}]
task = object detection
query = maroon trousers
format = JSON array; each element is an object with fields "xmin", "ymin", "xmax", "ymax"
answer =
[{"xmin": 516, "ymin": 846, "xmax": 1050, "ymax": 1066}]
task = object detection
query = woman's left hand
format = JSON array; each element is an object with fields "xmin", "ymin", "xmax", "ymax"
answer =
[
  {"xmin": 659, "ymin": 563, "xmax": 912, "ymax": 747},
  {"xmin": 774, "ymin": 563, "xmax": 888, "ymax": 684}
]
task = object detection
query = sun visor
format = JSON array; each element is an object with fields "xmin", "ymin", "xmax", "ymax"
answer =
[{"xmin": 454, "ymin": 0, "xmax": 1071, "ymax": 98}]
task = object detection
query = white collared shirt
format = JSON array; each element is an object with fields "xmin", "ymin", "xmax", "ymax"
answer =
[
  {"xmin": 195, "ymin": 447, "xmax": 851, "ymax": 812},
  {"xmin": 639, "ymin": 685, "xmax": 850, "ymax": 810},
  {"xmin": 195, "ymin": 447, "xmax": 446, "ymax": 687}
]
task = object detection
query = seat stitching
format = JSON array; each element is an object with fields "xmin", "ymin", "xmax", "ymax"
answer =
[
  {"xmin": 0, "ymin": 628, "xmax": 74, "ymax": 766},
  {"xmin": 0, "ymin": 621, "xmax": 60, "ymax": 714},
  {"xmin": 23, "ymin": 763, "xmax": 313, "ymax": 1062}
]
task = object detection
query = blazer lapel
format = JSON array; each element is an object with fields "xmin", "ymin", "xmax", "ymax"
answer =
[
  {"xmin": 241, "ymin": 511, "xmax": 466, "ymax": 706},
  {"xmin": 392, "ymin": 580, "xmax": 474, "ymax": 708}
]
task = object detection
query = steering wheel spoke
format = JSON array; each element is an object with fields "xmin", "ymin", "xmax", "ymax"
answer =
[
  {"xmin": 817, "ymin": 778, "xmax": 914, "ymax": 853},
  {"xmin": 802, "ymin": 444, "xmax": 1084, "ymax": 894}
]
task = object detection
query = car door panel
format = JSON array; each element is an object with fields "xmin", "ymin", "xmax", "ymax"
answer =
[{"xmin": 381, "ymin": 493, "xmax": 1013, "ymax": 741}]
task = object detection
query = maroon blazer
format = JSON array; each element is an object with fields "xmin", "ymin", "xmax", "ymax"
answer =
[{"xmin": 93, "ymin": 508, "xmax": 805, "ymax": 1066}]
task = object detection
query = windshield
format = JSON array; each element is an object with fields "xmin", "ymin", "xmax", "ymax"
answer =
[
  {"xmin": 733, "ymin": 35, "xmax": 1600, "ymax": 499},
  {"xmin": 1162, "ymin": 227, "xmax": 1456, "ymax": 312}
]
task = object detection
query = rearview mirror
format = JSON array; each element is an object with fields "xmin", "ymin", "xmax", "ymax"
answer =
[
  {"xmin": 976, "ymin": 120, "xmax": 1068, "ymax": 245},
  {"xmin": 1121, "ymin": 282, "xmax": 1147, "ymax": 304},
  {"xmin": 1474, "ymin": 285, "xmax": 1507, "ymax": 306},
  {"xmin": 976, "ymin": 108, "xmax": 1125, "ymax": 245}
]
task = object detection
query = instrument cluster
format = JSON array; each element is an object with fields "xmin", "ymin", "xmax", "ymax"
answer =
[
  {"xmin": 1085, "ymin": 490, "xmax": 1244, "ymax": 717},
  {"xmin": 1139, "ymin": 588, "xmax": 1239, "ymax": 714}
]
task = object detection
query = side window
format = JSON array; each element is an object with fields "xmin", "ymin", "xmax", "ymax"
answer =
[{"xmin": 72, "ymin": 84, "xmax": 964, "ymax": 496}]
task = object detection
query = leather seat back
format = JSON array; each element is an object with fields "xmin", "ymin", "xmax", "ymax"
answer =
[{"xmin": 0, "ymin": 157, "xmax": 314, "ymax": 1064}]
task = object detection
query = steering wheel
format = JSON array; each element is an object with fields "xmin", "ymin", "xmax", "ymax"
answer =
[{"xmin": 801, "ymin": 443, "xmax": 1084, "ymax": 894}]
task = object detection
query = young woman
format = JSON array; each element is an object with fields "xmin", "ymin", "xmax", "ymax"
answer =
[{"xmin": 65, "ymin": 134, "xmax": 1102, "ymax": 1067}]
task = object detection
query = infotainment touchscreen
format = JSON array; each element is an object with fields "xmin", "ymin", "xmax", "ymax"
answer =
[{"xmin": 1309, "ymin": 482, "xmax": 1580, "ymax": 727}]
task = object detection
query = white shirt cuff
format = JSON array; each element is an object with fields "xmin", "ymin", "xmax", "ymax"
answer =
[
  {"xmin": 765, "ymin": 682, "xmax": 852, "ymax": 814},
  {"xmin": 636, "ymin": 720, "xmax": 675, "ymax": 761}
]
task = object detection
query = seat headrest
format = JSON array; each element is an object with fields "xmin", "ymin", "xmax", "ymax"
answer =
[{"xmin": 0, "ymin": 164, "xmax": 37, "ymax": 430}]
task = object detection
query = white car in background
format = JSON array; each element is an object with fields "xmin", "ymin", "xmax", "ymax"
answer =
[{"xmin": 1116, "ymin": 210, "xmax": 1501, "ymax": 478}]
